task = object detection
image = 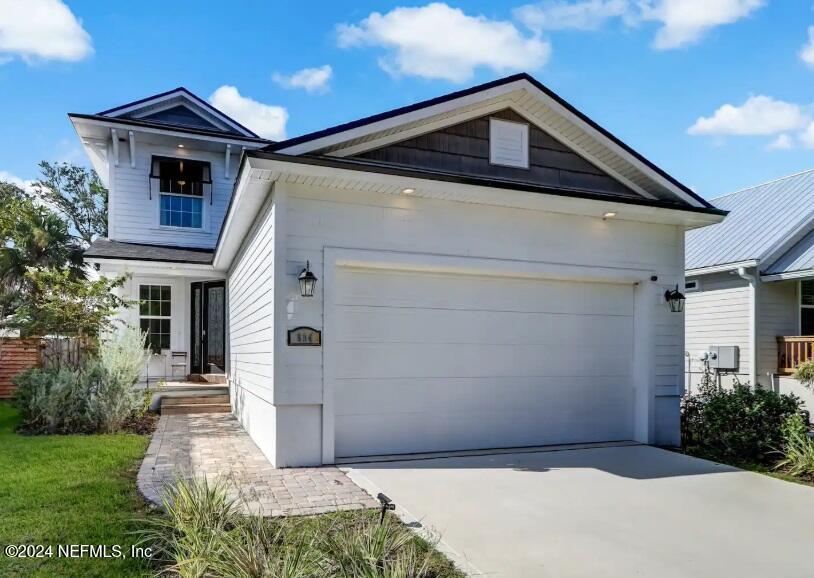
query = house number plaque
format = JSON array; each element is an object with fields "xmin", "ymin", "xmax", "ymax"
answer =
[{"xmin": 287, "ymin": 326, "xmax": 321, "ymax": 346}]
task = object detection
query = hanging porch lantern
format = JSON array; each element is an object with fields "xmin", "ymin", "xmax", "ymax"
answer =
[
  {"xmin": 664, "ymin": 285, "xmax": 686, "ymax": 313},
  {"xmin": 298, "ymin": 261, "xmax": 318, "ymax": 297}
]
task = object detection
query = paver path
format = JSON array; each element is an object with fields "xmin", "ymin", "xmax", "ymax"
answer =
[{"xmin": 138, "ymin": 413, "xmax": 377, "ymax": 516}]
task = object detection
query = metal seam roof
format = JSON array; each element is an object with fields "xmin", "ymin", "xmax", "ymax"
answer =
[{"xmin": 685, "ymin": 169, "xmax": 814, "ymax": 271}]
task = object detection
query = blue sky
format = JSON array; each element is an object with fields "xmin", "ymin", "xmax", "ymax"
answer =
[{"xmin": 0, "ymin": 0, "xmax": 812, "ymax": 200}]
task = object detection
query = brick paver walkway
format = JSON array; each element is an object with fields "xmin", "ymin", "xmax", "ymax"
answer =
[{"xmin": 137, "ymin": 413, "xmax": 377, "ymax": 516}]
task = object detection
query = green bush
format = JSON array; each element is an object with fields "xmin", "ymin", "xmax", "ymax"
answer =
[
  {"xmin": 89, "ymin": 325, "xmax": 150, "ymax": 432},
  {"xmin": 793, "ymin": 360, "xmax": 814, "ymax": 389},
  {"xmin": 13, "ymin": 325, "xmax": 150, "ymax": 434},
  {"xmin": 681, "ymin": 382, "xmax": 803, "ymax": 464},
  {"xmin": 136, "ymin": 478, "xmax": 460, "ymax": 578},
  {"xmin": 12, "ymin": 367, "xmax": 95, "ymax": 434},
  {"xmin": 775, "ymin": 413, "xmax": 814, "ymax": 478}
]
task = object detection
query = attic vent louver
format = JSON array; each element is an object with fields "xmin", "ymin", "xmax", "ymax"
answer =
[{"xmin": 489, "ymin": 117, "xmax": 529, "ymax": 169}]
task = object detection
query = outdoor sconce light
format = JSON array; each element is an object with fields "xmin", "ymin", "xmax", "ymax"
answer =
[
  {"xmin": 665, "ymin": 284, "xmax": 686, "ymax": 313},
  {"xmin": 298, "ymin": 261, "xmax": 318, "ymax": 297}
]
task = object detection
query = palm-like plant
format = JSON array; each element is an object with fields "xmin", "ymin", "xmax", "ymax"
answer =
[{"xmin": 0, "ymin": 196, "xmax": 85, "ymax": 321}]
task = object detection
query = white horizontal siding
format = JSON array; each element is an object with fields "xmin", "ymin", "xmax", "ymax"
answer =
[
  {"xmin": 228, "ymin": 195, "xmax": 275, "ymax": 404},
  {"xmin": 757, "ymin": 281, "xmax": 798, "ymax": 386},
  {"xmin": 110, "ymin": 142, "xmax": 236, "ymax": 248},
  {"xmin": 685, "ymin": 272, "xmax": 750, "ymax": 389}
]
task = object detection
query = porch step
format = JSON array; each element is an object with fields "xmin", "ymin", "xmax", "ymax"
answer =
[
  {"xmin": 160, "ymin": 394, "xmax": 231, "ymax": 415},
  {"xmin": 162, "ymin": 394, "xmax": 230, "ymax": 406},
  {"xmin": 187, "ymin": 373, "xmax": 227, "ymax": 384}
]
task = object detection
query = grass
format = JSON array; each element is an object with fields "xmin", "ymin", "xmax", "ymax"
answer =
[
  {"xmin": 0, "ymin": 402, "xmax": 464, "ymax": 577},
  {"xmin": 0, "ymin": 402, "xmax": 152, "ymax": 578}
]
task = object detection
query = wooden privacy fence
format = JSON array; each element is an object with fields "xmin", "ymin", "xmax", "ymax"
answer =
[{"xmin": 0, "ymin": 338, "xmax": 42, "ymax": 399}]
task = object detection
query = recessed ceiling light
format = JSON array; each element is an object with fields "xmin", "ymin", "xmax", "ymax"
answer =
[
  {"xmin": 401, "ymin": 187, "xmax": 415, "ymax": 195},
  {"xmin": 177, "ymin": 144, "xmax": 185, "ymax": 148},
  {"xmin": 603, "ymin": 211, "xmax": 617, "ymax": 219}
]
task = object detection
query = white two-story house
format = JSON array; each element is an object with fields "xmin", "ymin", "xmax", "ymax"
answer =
[
  {"xmin": 72, "ymin": 74, "xmax": 725, "ymax": 467},
  {"xmin": 72, "ymin": 88, "xmax": 270, "ymax": 380}
]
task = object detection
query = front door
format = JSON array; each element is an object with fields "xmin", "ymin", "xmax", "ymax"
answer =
[{"xmin": 190, "ymin": 281, "xmax": 226, "ymax": 374}]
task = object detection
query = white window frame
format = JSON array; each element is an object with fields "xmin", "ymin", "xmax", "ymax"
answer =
[
  {"xmin": 150, "ymin": 156, "xmax": 211, "ymax": 232},
  {"xmin": 684, "ymin": 279, "xmax": 701, "ymax": 293},
  {"xmin": 139, "ymin": 284, "xmax": 172, "ymax": 353},
  {"xmin": 799, "ymin": 280, "xmax": 814, "ymax": 335}
]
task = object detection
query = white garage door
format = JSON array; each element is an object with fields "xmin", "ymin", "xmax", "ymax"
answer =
[{"xmin": 332, "ymin": 267, "xmax": 635, "ymax": 458}]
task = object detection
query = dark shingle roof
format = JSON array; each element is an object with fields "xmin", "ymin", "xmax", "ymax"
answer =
[{"xmin": 84, "ymin": 238, "xmax": 213, "ymax": 264}]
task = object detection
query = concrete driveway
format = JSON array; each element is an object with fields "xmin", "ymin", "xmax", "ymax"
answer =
[{"xmin": 343, "ymin": 443, "xmax": 814, "ymax": 578}]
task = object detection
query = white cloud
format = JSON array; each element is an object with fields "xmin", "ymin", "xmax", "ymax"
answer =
[
  {"xmin": 801, "ymin": 122, "xmax": 814, "ymax": 149},
  {"xmin": 0, "ymin": 0, "xmax": 92, "ymax": 64},
  {"xmin": 337, "ymin": 2, "xmax": 550, "ymax": 83},
  {"xmin": 688, "ymin": 95, "xmax": 810, "ymax": 136},
  {"xmin": 514, "ymin": 0, "xmax": 630, "ymax": 32},
  {"xmin": 0, "ymin": 170, "xmax": 36, "ymax": 193},
  {"xmin": 639, "ymin": 0, "xmax": 765, "ymax": 50},
  {"xmin": 208, "ymin": 86, "xmax": 288, "ymax": 141},
  {"xmin": 801, "ymin": 26, "xmax": 814, "ymax": 68},
  {"xmin": 767, "ymin": 134, "xmax": 793, "ymax": 150},
  {"xmin": 272, "ymin": 65, "xmax": 333, "ymax": 93}
]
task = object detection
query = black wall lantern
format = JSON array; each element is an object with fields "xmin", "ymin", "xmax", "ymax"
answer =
[
  {"xmin": 298, "ymin": 261, "xmax": 318, "ymax": 297},
  {"xmin": 664, "ymin": 285, "xmax": 686, "ymax": 313}
]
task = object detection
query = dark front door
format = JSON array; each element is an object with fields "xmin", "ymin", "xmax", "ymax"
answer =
[{"xmin": 190, "ymin": 280, "xmax": 225, "ymax": 374}]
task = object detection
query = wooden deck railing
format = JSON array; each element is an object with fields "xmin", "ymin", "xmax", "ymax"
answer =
[{"xmin": 777, "ymin": 336, "xmax": 814, "ymax": 374}]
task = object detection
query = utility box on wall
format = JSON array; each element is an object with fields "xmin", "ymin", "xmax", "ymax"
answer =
[{"xmin": 708, "ymin": 346, "xmax": 739, "ymax": 371}]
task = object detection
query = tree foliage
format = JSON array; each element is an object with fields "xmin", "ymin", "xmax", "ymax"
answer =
[
  {"xmin": 5, "ymin": 268, "xmax": 129, "ymax": 339},
  {"xmin": 0, "ymin": 185, "xmax": 85, "ymax": 320},
  {"xmin": 33, "ymin": 161, "xmax": 108, "ymax": 246}
]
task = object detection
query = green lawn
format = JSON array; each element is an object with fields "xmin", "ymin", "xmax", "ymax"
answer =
[{"xmin": 0, "ymin": 403, "xmax": 152, "ymax": 578}]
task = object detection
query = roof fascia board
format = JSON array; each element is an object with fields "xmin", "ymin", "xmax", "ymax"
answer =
[
  {"xmin": 686, "ymin": 260, "xmax": 759, "ymax": 277},
  {"xmin": 99, "ymin": 87, "xmax": 258, "ymax": 138},
  {"xmin": 69, "ymin": 114, "xmax": 268, "ymax": 147},
  {"xmin": 86, "ymin": 257, "xmax": 220, "ymax": 274},
  {"xmin": 761, "ymin": 269, "xmax": 814, "ymax": 282}
]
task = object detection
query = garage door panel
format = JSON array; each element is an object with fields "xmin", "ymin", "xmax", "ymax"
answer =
[
  {"xmin": 332, "ymin": 267, "xmax": 635, "ymax": 458},
  {"xmin": 336, "ymin": 269, "xmax": 633, "ymax": 316},
  {"xmin": 335, "ymin": 375, "xmax": 633, "ymax": 416},
  {"xmin": 335, "ymin": 307, "xmax": 633, "ymax": 346},
  {"xmin": 335, "ymin": 343, "xmax": 633, "ymax": 380},
  {"xmin": 335, "ymin": 391, "xmax": 633, "ymax": 457}
]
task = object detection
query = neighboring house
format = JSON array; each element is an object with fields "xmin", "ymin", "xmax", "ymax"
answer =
[
  {"xmin": 685, "ymin": 169, "xmax": 814, "ymax": 412},
  {"xmin": 73, "ymin": 73, "xmax": 724, "ymax": 467}
]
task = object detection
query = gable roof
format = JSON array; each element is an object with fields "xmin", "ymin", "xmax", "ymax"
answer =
[
  {"xmin": 96, "ymin": 86, "xmax": 260, "ymax": 138},
  {"xmin": 266, "ymin": 73, "xmax": 715, "ymax": 211},
  {"xmin": 686, "ymin": 168, "xmax": 814, "ymax": 273}
]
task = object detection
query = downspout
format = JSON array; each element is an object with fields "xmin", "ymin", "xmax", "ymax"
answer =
[{"xmin": 737, "ymin": 266, "xmax": 759, "ymax": 386}]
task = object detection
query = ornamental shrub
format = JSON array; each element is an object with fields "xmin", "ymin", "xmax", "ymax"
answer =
[
  {"xmin": 89, "ymin": 325, "xmax": 150, "ymax": 432},
  {"xmin": 13, "ymin": 325, "xmax": 150, "ymax": 434},
  {"xmin": 793, "ymin": 360, "xmax": 814, "ymax": 389},
  {"xmin": 681, "ymin": 381, "xmax": 804, "ymax": 464},
  {"xmin": 775, "ymin": 413, "xmax": 814, "ymax": 478}
]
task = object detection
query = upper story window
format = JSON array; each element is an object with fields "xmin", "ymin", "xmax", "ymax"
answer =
[{"xmin": 150, "ymin": 157, "xmax": 211, "ymax": 229}]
